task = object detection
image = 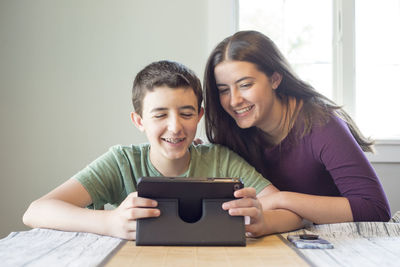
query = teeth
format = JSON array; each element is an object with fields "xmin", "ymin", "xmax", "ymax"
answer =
[
  {"xmin": 162, "ymin": 137, "xmax": 185, "ymax": 144},
  {"xmin": 235, "ymin": 106, "xmax": 253, "ymax": 114}
]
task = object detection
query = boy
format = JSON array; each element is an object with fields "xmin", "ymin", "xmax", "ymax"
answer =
[{"xmin": 23, "ymin": 61, "xmax": 302, "ymax": 239}]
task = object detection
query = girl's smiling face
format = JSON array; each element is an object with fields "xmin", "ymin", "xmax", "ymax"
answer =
[{"xmin": 214, "ymin": 60, "xmax": 282, "ymax": 133}]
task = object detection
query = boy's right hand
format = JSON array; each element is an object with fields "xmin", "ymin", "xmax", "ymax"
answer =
[{"xmin": 107, "ymin": 192, "xmax": 160, "ymax": 240}]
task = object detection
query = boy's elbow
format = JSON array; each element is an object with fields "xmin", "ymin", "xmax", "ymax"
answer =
[
  {"xmin": 22, "ymin": 211, "xmax": 31, "ymax": 227},
  {"xmin": 22, "ymin": 200, "xmax": 39, "ymax": 228}
]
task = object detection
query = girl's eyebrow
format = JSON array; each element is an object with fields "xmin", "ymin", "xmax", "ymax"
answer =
[{"xmin": 216, "ymin": 76, "xmax": 254, "ymax": 86}]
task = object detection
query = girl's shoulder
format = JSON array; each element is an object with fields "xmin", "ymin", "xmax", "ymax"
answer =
[
  {"xmin": 286, "ymin": 112, "xmax": 353, "ymax": 150},
  {"xmin": 306, "ymin": 114, "xmax": 362, "ymax": 155},
  {"xmin": 310, "ymin": 114, "xmax": 350, "ymax": 137}
]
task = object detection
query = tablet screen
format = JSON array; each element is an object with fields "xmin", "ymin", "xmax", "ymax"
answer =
[{"xmin": 137, "ymin": 177, "xmax": 243, "ymax": 223}]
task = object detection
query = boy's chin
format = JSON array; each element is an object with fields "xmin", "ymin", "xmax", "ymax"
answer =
[{"xmin": 163, "ymin": 149, "xmax": 190, "ymax": 161}]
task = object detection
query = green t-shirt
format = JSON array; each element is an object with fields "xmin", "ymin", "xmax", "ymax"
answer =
[{"xmin": 73, "ymin": 143, "xmax": 271, "ymax": 209}]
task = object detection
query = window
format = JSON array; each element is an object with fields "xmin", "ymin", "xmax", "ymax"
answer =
[
  {"xmin": 239, "ymin": 0, "xmax": 332, "ymax": 99},
  {"xmin": 355, "ymin": 0, "xmax": 400, "ymax": 139},
  {"xmin": 238, "ymin": 0, "xmax": 400, "ymax": 140}
]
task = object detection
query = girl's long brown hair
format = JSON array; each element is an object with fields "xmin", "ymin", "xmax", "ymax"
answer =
[{"xmin": 204, "ymin": 31, "xmax": 373, "ymax": 176}]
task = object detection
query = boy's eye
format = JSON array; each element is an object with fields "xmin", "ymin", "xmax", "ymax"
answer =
[
  {"xmin": 181, "ymin": 113, "xmax": 194, "ymax": 118},
  {"xmin": 153, "ymin": 114, "xmax": 166, "ymax": 119}
]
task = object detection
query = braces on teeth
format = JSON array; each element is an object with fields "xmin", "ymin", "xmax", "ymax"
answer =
[{"xmin": 163, "ymin": 138, "xmax": 184, "ymax": 143}]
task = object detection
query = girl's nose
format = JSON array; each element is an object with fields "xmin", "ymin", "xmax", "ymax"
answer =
[{"xmin": 230, "ymin": 88, "xmax": 243, "ymax": 107}]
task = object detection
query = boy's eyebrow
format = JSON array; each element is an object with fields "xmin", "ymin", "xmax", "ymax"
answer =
[
  {"xmin": 150, "ymin": 107, "xmax": 168, "ymax": 113},
  {"xmin": 149, "ymin": 105, "xmax": 197, "ymax": 113},
  {"xmin": 179, "ymin": 105, "xmax": 196, "ymax": 111},
  {"xmin": 216, "ymin": 76, "xmax": 254, "ymax": 87}
]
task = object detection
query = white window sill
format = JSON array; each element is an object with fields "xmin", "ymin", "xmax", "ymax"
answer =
[{"xmin": 366, "ymin": 140, "xmax": 400, "ymax": 163}]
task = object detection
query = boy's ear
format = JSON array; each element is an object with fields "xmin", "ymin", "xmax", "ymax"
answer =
[
  {"xmin": 198, "ymin": 107, "xmax": 204, "ymax": 122},
  {"xmin": 131, "ymin": 112, "xmax": 145, "ymax": 132},
  {"xmin": 271, "ymin": 72, "xmax": 283, "ymax": 90}
]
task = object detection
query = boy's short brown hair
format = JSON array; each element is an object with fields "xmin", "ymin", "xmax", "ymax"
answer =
[{"xmin": 132, "ymin": 60, "xmax": 203, "ymax": 116}]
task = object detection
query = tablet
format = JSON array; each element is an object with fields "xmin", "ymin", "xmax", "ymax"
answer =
[{"xmin": 137, "ymin": 176, "xmax": 243, "ymax": 223}]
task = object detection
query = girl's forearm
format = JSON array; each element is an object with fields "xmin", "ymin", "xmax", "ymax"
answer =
[
  {"xmin": 23, "ymin": 199, "xmax": 112, "ymax": 236},
  {"xmin": 275, "ymin": 191, "xmax": 353, "ymax": 224},
  {"xmin": 262, "ymin": 209, "xmax": 304, "ymax": 235}
]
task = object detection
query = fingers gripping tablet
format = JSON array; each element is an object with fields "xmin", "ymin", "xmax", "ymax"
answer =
[{"xmin": 137, "ymin": 177, "xmax": 244, "ymax": 223}]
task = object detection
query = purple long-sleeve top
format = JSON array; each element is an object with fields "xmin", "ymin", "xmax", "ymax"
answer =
[{"xmin": 263, "ymin": 115, "xmax": 391, "ymax": 222}]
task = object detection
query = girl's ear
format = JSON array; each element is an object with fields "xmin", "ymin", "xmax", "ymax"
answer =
[
  {"xmin": 131, "ymin": 112, "xmax": 145, "ymax": 132},
  {"xmin": 271, "ymin": 72, "xmax": 283, "ymax": 90}
]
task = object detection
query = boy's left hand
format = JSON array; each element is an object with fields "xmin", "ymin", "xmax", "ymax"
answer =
[{"xmin": 222, "ymin": 187, "xmax": 267, "ymax": 237}]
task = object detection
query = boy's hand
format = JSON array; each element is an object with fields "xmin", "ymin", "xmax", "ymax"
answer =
[
  {"xmin": 107, "ymin": 192, "xmax": 160, "ymax": 240},
  {"xmin": 222, "ymin": 187, "xmax": 267, "ymax": 238}
]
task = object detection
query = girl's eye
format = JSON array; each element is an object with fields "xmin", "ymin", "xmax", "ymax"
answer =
[
  {"xmin": 218, "ymin": 88, "xmax": 229, "ymax": 95},
  {"xmin": 240, "ymin": 83, "xmax": 252, "ymax": 89}
]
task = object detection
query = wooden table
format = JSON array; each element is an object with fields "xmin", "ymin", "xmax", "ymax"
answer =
[
  {"xmin": 106, "ymin": 234, "xmax": 308, "ymax": 267},
  {"xmin": 1, "ymin": 212, "xmax": 399, "ymax": 266}
]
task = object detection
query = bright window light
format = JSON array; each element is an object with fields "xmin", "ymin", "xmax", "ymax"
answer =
[
  {"xmin": 355, "ymin": 0, "xmax": 400, "ymax": 139},
  {"xmin": 239, "ymin": 0, "xmax": 333, "ymax": 99},
  {"xmin": 239, "ymin": 0, "xmax": 400, "ymax": 140}
]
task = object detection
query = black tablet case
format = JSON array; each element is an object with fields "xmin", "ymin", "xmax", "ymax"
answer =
[{"xmin": 136, "ymin": 177, "xmax": 246, "ymax": 246}]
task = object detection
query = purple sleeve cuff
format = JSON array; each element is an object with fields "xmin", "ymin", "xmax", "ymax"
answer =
[{"xmin": 347, "ymin": 196, "xmax": 391, "ymax": 222}]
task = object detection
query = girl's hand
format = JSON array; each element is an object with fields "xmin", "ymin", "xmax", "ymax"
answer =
[
  {"xmin": 106, "ymin": 192, "xmax": 160, "ymax": 240},
  {"xmin": 192, "ymin": 138, "xmax": 204, "ymax": 145},
  {"xmin": 222, "ymin": 187, "xmax": 267, "ymax": 237}
]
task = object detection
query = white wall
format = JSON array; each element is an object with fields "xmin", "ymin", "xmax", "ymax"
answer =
[
  {"xmin": 0, "ymin": 0, "xmax": 228, "ymax": 238},
  {"xmin": 372, "ymin": 163, "xmax": 400, "ymax": 216},
  {"xmin": 1, "ymin": 0, "xmax": 398, "ymax": 238}
]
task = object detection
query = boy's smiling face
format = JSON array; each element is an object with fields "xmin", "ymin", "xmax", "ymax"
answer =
[{"xmin": 132, "ymin": 86, "xmax": 203, "ymax": 169}]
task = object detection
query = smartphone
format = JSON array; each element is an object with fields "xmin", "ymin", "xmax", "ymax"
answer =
[
  {"xmin": 287, "ymin": 234, "xmax": 334, "ymax": 249},
  {"xmin": 137, "ymin": 176, "xmax": 243, "ymax": 223}
]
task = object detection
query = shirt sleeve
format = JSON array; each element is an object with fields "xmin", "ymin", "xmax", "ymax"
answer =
[
  {"xmin": 311, "ymin": 116, "xmax": 391, "ymax": 221},
  {"xmin": 72, "ymin": 147, "xmax": 125, "ymax": 209},
  {"xmin": 219, "ymin": 146, "xmax": 271, "ymax": 194}
]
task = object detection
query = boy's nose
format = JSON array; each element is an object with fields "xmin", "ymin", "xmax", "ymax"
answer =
[{"xmin": 167, "ymin": 116, "xmax": 183, "ymax": 133}]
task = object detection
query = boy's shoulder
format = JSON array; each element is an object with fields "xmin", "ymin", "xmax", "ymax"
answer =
[
  {"xmin": 108, "ymin": 143, "xmax": 150, "ymax": 156},
  {"xmin": 190, "ymin": 143, "xmax": 237, "ymax": 156}
]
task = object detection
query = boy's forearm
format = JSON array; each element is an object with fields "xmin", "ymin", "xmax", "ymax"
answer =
[
  {"xmin": 23, "ymin": 199, "xmax": 112, "ymax": 236},
  {"xmin": 262, "ymin": 209, "xmax": 304, "ymax": 235}
]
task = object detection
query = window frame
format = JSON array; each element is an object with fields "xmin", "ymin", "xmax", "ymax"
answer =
[
  {"xmin": 332, "ymin": 0, "xmax": 400, "ymax": 162},
  {"xmin": 333, "ymin": 0, "xmax": 400, "ymax": 162},
  {"xmin": 207, "ymin": 0, "xmax": 400, "ymax": 162},
  {"xmin": 333, "ymin": 0, "xmax": 356, "ymax": 117}
]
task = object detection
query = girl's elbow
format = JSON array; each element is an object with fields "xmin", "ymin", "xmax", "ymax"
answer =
[
  {"xmin": 376, "ymin": 201, "xmax": 391, "ymax": 222},
  {"xmin": 380, "ymin": 208, "xmax": 391, "ymax": 222},
  {"xmin": 364, "ymin": 204, "xmax": 391, "ymax": 222}
]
